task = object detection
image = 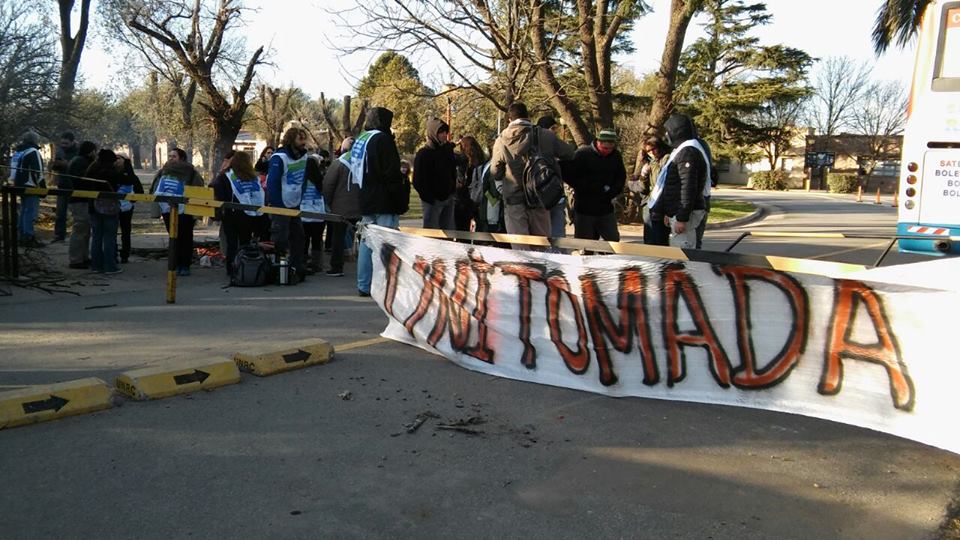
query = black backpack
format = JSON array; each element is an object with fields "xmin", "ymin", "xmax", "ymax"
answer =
[
  {"xmin": 522, "ymin": 127, "xmax": 565, "ymax": 209},
  {"xmin": 231, "ymin": 243, "xmax": 272, "ymax": 287}
]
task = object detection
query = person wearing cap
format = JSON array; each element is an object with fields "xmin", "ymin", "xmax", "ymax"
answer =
[
  {"xmin": 10, "ymin": 130, "xmax": 45, "ymax": 247},
  {"xmin": 562, "ymin": 128, "xmax": 627, "ymax": 242}
]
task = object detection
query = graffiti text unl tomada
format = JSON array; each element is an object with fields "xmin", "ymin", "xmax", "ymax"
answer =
[{"xmin": 379, "ymin": 244, "xmax": 915, "ymax": 411}]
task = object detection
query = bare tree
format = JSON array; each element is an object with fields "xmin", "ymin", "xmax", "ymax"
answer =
[
  {"xmin": 850, "ymin": 80, "xmax": 907, "ymax": 179},
  {"xmin": 806, "ymin": 56, "xmax": 873, "ymax": 136},
  {"xmin": 116, "ymin": 0, "xmax": 264, "ymax": 173},
  {"xmin": 0, "ymin": 4, "xmax": 59, "ymax": 151},
  {"xmin": 750, "ymin": 96, "xmax": 808, "ymax": 170},
  {"xmin": 250, "ymin": 85, "xmax": 303, "ymax": 148},
  {"xmin": 57, "ymin": 0, "xmax": 91, "ymax": 129}
]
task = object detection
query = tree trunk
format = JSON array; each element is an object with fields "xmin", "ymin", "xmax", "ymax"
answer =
[
  {"xmin": 130, "ymin": 141, "xmax": 143, "ymax": 169},
  {"xmin": 633, "ymin": 0, "xmax": 700, "ymax": 176},
  {"xmin": 529, "ymin": 1, "xmax": 592, "ymax": 146},
  {"xmin": 57, "ymin": 0, "xmax": 91, "ymax": 132},
  {"xmin": 342, "ymin": 95, "xmax": 352, "ymax": 137}
]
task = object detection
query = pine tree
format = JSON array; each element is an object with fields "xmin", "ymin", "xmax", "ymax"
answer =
[
  {"xmin": 357, "ymin": 52, "xmax": 430, "ymax": 155},
  {"xmin": 675, "ymin": 0, "xmax": 811, "ymax": 161}
]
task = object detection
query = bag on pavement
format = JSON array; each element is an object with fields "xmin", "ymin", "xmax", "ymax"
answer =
[{"xmin": 231, "ymin": 243, "xmax": 272, "ymax": 287}]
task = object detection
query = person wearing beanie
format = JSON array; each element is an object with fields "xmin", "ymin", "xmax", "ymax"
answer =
[
  {"xmin": 562, "ymin": 128, "xmax": 626, "ymax": 242},
  {"xmin": 11, "ymin": 130, "xmax": 45, "ymax": 247},
  {"xmin": 85, "ymin": 149, "xmax": 123, "ymax": 274}
]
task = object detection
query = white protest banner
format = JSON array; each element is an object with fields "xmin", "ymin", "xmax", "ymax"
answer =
[{"xmin": 364, "ymin": 225, "xmax": 960, "ymax": 454}]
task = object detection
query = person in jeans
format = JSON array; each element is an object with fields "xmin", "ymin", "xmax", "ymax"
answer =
[
  {"xmin": 153, "ymin": 153, "xmax": 204, "ymax": 276},
  {"xmin": 11, "ymin": 130, "xmax": 45, "ymax": 247},
  {"xmin": 322, "ymin": 137, "xmax": 358, "ymax": 277},
  {"xmin": 51, "ymin": 132, "xmax": 78, "ymax": 242},
  {"xmin": 564, "ymin": 128, "xmax": 626, "ymax": 242},
  {"xmin": 352, "ymin": 107, "xmax": 410, "ymax": 297},
  {"xmin": 85, "ymin": 150, "xmax": 122, "ymax": 274},
  {"xmin": 413, "ymin": 118, "xmax": 456, "ymax": 230}
]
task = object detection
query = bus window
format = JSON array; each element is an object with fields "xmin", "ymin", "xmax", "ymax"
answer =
[{"xmin": 934, "ymin": 5, "xmax": 960, "ymax": 88}]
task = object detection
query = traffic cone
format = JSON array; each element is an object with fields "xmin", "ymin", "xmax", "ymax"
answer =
[
  {"xmin": 892, "ymin": 190, "xmax": 899, "ymax": 207},
  {"xmin": 856, "ymin": 185, "xmax": 863, "ymax": 203},
  {"xmin": 874, "ymin": 187, "xmax": 882, "ymax": 205}
]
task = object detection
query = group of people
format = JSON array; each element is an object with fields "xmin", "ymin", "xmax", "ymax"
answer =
[
  {"xmin": 10, "ymin": 130, "xmax": 145, "ymax": 274},
  {"xmin": 408, "ymin": 102, "xmax": 714, "ymax": 250},
  {"xmin": 8, "ymin": 104, "xmax": 714, "ymax": 288}
]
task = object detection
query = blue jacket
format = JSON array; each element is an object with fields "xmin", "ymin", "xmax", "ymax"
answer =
[
  {"xmin": 265, "ymin": 146, "xmax": 304, "ymax": 209},
  {"xmin": 12, "ymin": 143, "xmax": 43, "ymax": 188}
]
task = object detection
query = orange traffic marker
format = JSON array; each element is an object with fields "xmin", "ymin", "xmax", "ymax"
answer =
[
  {"xmin": 856, "ymin": 185, "xmax": 863, "ymax": 202},
  {"xmin": 875, "ymin": 187, "xmax": 882, "ymax": 205},
  {"xmin": 892, "ymin": 190, "xmax": 899, "ymax": 207}
]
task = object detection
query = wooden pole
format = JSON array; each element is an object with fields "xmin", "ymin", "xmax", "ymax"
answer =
[
  {"xmin": 856, "ymin": 185, "xmax": 863, "ymax": 203},
  {"xmin": 166, "ymin": 205, "xmax": 178, "ymax": 304}
]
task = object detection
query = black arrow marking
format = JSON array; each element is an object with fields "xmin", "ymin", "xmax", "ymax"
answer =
[
  {"xmin": 173, "ymin": 370, "xmax": 210, "ymax": 385},
  {"xmin": 282, "ymin": 349, "xmax": 312, "ymax": 364},
  {"xmin": 22, "ymin": 395, "xmax": 70, "ymax": 414}
]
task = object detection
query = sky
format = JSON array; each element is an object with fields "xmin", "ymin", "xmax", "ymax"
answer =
[{"xmin": 78, "ymin": 0, "xmax": 917, "ymax": 99}]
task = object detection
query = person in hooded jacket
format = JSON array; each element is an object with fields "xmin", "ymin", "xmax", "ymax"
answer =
[
  {"xmin": 266, "ymin": 126, "xmax": 310, "ymax": 282},
  {"xmin": 351, "ymin": 106, "xmax": 410, "ymax": 297},
  {"xmin": 490, "ymin": 102, "xmax": 575, "ymax": 238},
  {"xmin": 301, "ymin": 151, "xmax": 328, "ymax": 274},
  {"xmin": 11, "ymin": 130, "xmax": 45, "ymax": 247},
  {"xmin": 564, "ymin": 128, "xmax": 627, "ymax": 241},
  {"xmin": 211, "ymin": 150, "xmax": 263, "ymax": 278},
  {"xmin": 648, "ymin": 113, "xmax": 709, "ymax": 249},
  {"xmin": 85, "ymin": 149, "xmax": 123, "ymax": 274},
  {"xmin": 413, "ymin": 118, "xmax": 457, "ymax": 230}
]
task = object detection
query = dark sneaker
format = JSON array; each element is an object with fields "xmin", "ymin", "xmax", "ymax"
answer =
[
  {"xmin": 358, "ymin": 290, "xmax": 371, "ymax": 297},
  {"xmin": 51, "ymin": 237, "xmax": 66, "ymax": 243},
  {"xmin": 104, "ymin": 268, "xmax": 123, "ymax": 275},
  {"xmin": 68, "ymin": 262, "xmax": 88, "ymax": 270},
  {"xmin": 325, "ymin": 269, "xmax": 344, "ymax": 277}
]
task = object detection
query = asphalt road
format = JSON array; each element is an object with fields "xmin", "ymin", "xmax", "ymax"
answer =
[{"xmin": 1, "ymin": 189, "xmax": 957, "ymax": 540}]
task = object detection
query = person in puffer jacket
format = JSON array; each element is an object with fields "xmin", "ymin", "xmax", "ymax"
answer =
[{"xmin": 648, "ymin": 113, "xmax": 708, "ymax": 249}]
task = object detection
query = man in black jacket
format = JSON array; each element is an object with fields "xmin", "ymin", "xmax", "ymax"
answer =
[
  {"xmin": 353, "ymin": 107, "xmax": 409, "ymax": 297},
  {"xmin": 564, "ymin": 128, "xmax": 627, "ymax": 241},
  {"xmin": 51, "ymin": 132, "xmax": 78, "ymax": 242},
  {"xmin": 648, "ymin": 113, "xmax": 708, "ymax": 249},
  {"xmin": 413, "ymin": 118, "xmax": 456, "ymax": 230},
  {"xmin": 67, "ymin": 141, "xmax": 98, "ymax": 268}
]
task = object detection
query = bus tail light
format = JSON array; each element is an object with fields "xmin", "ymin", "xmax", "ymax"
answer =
[
  {"xmin": 907, "ymin": 175, "xmax": 917, "ymax": 184},
  {"xmin": 907, "ymin": 162, "xmax": 919, "ymax": 172},
  {"xmin": 906, "ymin": 188, "xmax": 917, "ymax": 197},
  {"xmin": 905, "ymin": 200, "xmax": 916, "ymax": 210}
]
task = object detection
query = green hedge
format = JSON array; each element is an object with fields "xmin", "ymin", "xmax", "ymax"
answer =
[
  {"xmin": 827, "ymin": 173, "xmax": 860, "ymax": 193},
  {"xmin": 749, "ymin": 170, "xmax": 789, "ymax": 191}
]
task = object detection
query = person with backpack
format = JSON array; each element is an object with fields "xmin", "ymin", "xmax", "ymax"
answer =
[
  {"xmin": 211, "ymin": 150, "xmax": 263, "ymax": 279},
  {"xmin": 322, "ymin": 137, "xmax": 359, "ymax": 277},
  {"xmin": 10, "ymin": 130, "xmax": 45, "ymax": 247},
  {"xmin": 114, "ymin": 154, "xmax": 144, "ymax": 264},
  {"xmin": 153, "ymin": 151, "xmax": 204, "ymax": 276},
  {"xmin": 563, "ymin": 128, "xmax": 627, "ymax": 242},
  {"xmin": 85, "ymin": 150, "xmax": 123, "ymax": 274},
  {"xmin": 266, "ymin": 126, "xmax": 310, "ymax": 283},
  {"xmin": 536, "ymin": 116, "xmax": 573, "ymax": 239},
  {"xmin": 413, "ymin": 118, "xmax": 457, "ymax": 230},
  {"xmin": 490, "ymin": 102, "xmax": 575, "ymax": 238}
]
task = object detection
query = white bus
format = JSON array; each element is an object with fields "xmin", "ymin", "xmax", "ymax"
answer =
[{"xmin": 898, "ymin": 0, "xmax": 960, "ymax": 254}]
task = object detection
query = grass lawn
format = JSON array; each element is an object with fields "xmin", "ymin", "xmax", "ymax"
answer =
[
  {"xmin": 709, "ymin": 199, "xmax": 756, "ymax": 223},
  {"xmin": 406, "ymin": 191, "xmax": 423, "ymax": 221}
]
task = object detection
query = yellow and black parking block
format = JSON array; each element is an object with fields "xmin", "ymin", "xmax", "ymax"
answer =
[
  {"xmin": 0, "ymin": 378, "xmax": 114, "ymax": 429},
  {"xmin": 233, "ymin": 339, "xmax": 334, "ymax": 377},
  {"xmin": 115, "ymin": 358, "xmax": 240, "ymax": 400}
]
